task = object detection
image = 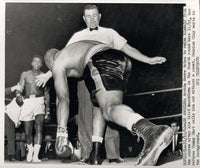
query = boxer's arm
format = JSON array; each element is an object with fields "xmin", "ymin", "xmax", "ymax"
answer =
[
  {"xmin": 44, "ymin": 86, "xmax": 51, "ymax": 121},
  {"xmin": 11, "ymin": 83, "xmax": 21, "ymax": 92},
  {"xmin": 121, "ymin": 43, "xmax": 166, "ymax": 65},
  {"xmin": 5, "ymin": 84, "xmax": 22, "ymax": 97},
  {"xmin": 15, "ymin": 72, "xmax": 25, "ymax": 106},
  {"xmin": 15, "ymin": 72, "xmax": 26, "ymax": 96},
  {"xmin": 35, "ymin": 71, "xmax": 52, "ymax": 87}
]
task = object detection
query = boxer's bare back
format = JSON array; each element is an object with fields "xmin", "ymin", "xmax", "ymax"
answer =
[
  {"xmin": 46, "ymin": 41, "xmax": 110, "ymax": 78},
  {"xmin": 21, "ymin": 70, "xmax": 44, "ymax": 97}
]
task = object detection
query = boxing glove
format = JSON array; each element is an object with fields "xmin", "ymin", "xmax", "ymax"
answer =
[
  {"xmin": 55, "ymin": 127, "xmax": 73, "ymax": 158},
  {"xmin": 16, "ymin": 94, "xmax": 24, "ymax": 106}
]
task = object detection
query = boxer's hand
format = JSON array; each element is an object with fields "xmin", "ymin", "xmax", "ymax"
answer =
[
  {"xmin": 149, "ymin": 57, "xmax": 166, "ymax": 65},
  {"xmin": 35, "ymin": 71, "xmax": 52, "ymax": 87},
  {"xmin": 16, "ymin": 95, "xmax": 24, "ymax": 107},
  {"xmin": 44, "ymin": 112, "xmax": 51, "ymax": 123},
  {"xmin": 16, "ymin": 121, "xmax": 21, "ymax": 128}
]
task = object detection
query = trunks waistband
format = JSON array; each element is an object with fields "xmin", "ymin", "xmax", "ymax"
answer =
[{"xmin": 24, "ymin": 95, "xmax": 44, "ymax": 99}]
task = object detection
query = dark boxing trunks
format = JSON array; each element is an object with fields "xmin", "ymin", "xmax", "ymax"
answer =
[{"xmin": 83, "ymin": 49, "xmax": 132, "ymax": 107}]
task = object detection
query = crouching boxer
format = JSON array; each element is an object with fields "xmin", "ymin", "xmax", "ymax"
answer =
[
  {"xmin": 43, "ymin": 41, "xmax": 109, "ymax": 158},
  {"xmin": 15, "ymin": 55, "xmax": 50, "ymax": 163},
  {"xmin": 42, "ymin": 39, "xmax": 173, "ymax": 166}
]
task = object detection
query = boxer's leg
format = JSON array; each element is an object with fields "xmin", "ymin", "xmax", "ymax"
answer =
[
  {"xmin": 53, "ymin": 63, "xmax": 73, "ymax": 157},
  {"xmin": 87, "ymin": 92, "xmax": 123, "ymax": 165},
  {"xmin": 92, "ymin": 106, "xmax": 105, "ymax": 140},
  {"xmin": 24, "ymin": 120, "xmax": 34, "ymax": 162},
  {"xmin": 87, "ymin": 106, "xmax": 105, "ymax": 165},
  {"xmin": 105, "ymin": 125, "xmax": 121, "ymax": 163},
  {"xmin": 95, "ymin": 90, "xmax": 173, "ymax": 166},
  {"xmin": 34, "ymin": 114, "xmax": 44, "ymax": 145},
  {"xmin": 32, "ymin": 114, "xmax": 44, "ymax": 162}
]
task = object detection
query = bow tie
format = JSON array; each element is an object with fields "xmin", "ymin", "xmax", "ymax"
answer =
[{"xmin": 89, "ymin": 27, "xmax": 98, "ymax": 31}]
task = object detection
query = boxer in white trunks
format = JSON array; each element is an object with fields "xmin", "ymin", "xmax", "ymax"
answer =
[{"xmin": 15, "ymin": 55, "xmax": 50, "ymax": 163}]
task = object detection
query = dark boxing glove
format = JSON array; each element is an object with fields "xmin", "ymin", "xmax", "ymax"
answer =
[{"xmin": 16, "ymin": 94, "xmax": 24, "ymax": 106}]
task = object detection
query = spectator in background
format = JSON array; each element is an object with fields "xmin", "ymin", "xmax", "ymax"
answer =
[
  {"xmin": 40, "ymin": 135, "xmax": 56, "ymax": 161},
  {"xmin": 15, "ymin": 127, "xmax": 26, "ymax": 161},
  {"xmin": 5, "ymin": 84, "xmax": 22, "ymax": 161},
  {"xmin": 167, "ymin": 121, "xmax": 182, "ymax": 156}
]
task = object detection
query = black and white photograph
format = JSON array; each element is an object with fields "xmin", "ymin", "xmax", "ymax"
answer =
[{"xmin": 1, "ymin": 0, "xmax": 200, "ymax": 167}]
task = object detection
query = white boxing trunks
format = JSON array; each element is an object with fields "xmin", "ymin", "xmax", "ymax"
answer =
[{"xmin": 19, "ymin": 96, "xmax": 45, "ymax": 121}]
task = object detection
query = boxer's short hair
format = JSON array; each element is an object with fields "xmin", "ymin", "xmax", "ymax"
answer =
[{"xmin": 32, "ymin": 54, "xmax": 43, "ymax": 63}]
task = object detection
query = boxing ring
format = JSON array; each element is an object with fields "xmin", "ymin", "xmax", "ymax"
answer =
[
  {"xmin": 4, "ymin": 87, "xmax": 183, "ymax": 124},
  {"xmin": 4, "ymin": 86, "xmax": 183, "ymax": 166}
]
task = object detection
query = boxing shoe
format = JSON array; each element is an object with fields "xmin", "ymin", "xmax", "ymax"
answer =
[
  {"xmin": 32, "ymin": 144, "xmax": 41, "ymax": 163},
  {"xmin": 86, "ymin": 142, "xmax": 103, "ymax": 165},
  {"xmin": 132, "ymin": 119, "xmax": 173, "ymax": 166},
  {"xmin": 26, "ymin": 144, "xmax": 34, "ymax": 163},
  {"xmin": 55, "ymin": 126, "xmax": 73, "ymax": 158},
  {"xmin": 32, "ymin": 158, "xmax": 41, "ymax": 163}
]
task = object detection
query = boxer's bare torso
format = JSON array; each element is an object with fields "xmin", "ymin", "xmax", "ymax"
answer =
[{"xmin": 20, "ymin": 70, "xmax": 44, "ymax": 97}]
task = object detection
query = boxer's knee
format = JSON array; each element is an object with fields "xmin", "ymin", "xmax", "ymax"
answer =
[
  {"xmin": 102, "ymin": 104, "xmax": 133, "ymax": 120},
  {"xmin": 102, "ymin": 105, "xmax": 112, "ymax": 121}
]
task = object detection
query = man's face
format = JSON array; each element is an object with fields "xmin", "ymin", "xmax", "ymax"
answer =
[
  {"xmin": 31, "ymin": 57, "xmax": 43, "ymax": 70},
  {"xmin": 83, "ymin": 8, "xmax": 101, "ymax": 28},
  {"xmin": 171, "ymin": 123, "xmax": 180, "ymax": 132}
]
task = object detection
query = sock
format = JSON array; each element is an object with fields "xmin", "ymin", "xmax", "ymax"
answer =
[
  {"xmin": 92, "ymin": 136, "xmax": 103, "ymax": 143},
  {"xmin": 126, "ymin": 113, "xmax": 144, "ymax": 131}
]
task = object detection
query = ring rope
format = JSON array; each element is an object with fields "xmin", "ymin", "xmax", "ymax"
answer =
[{"xmin": 127, "ymin": 87, "xmax": 182, "ymax": 96}]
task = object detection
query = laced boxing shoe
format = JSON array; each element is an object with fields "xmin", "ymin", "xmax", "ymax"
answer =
[
  {"xmin": 86, "ymin": 142, "xmax": 103, "ymax": 165},
  {"xmin": 55, "ymin": 126, "xmax": 73, "ymax": 158},
  {"xmin": 26, "ymin": 144, "xmax": 34, "ymax": 163},
  {"xmin": 131, "ymin": 119, "xmax": 174, "ymax": 166}
]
